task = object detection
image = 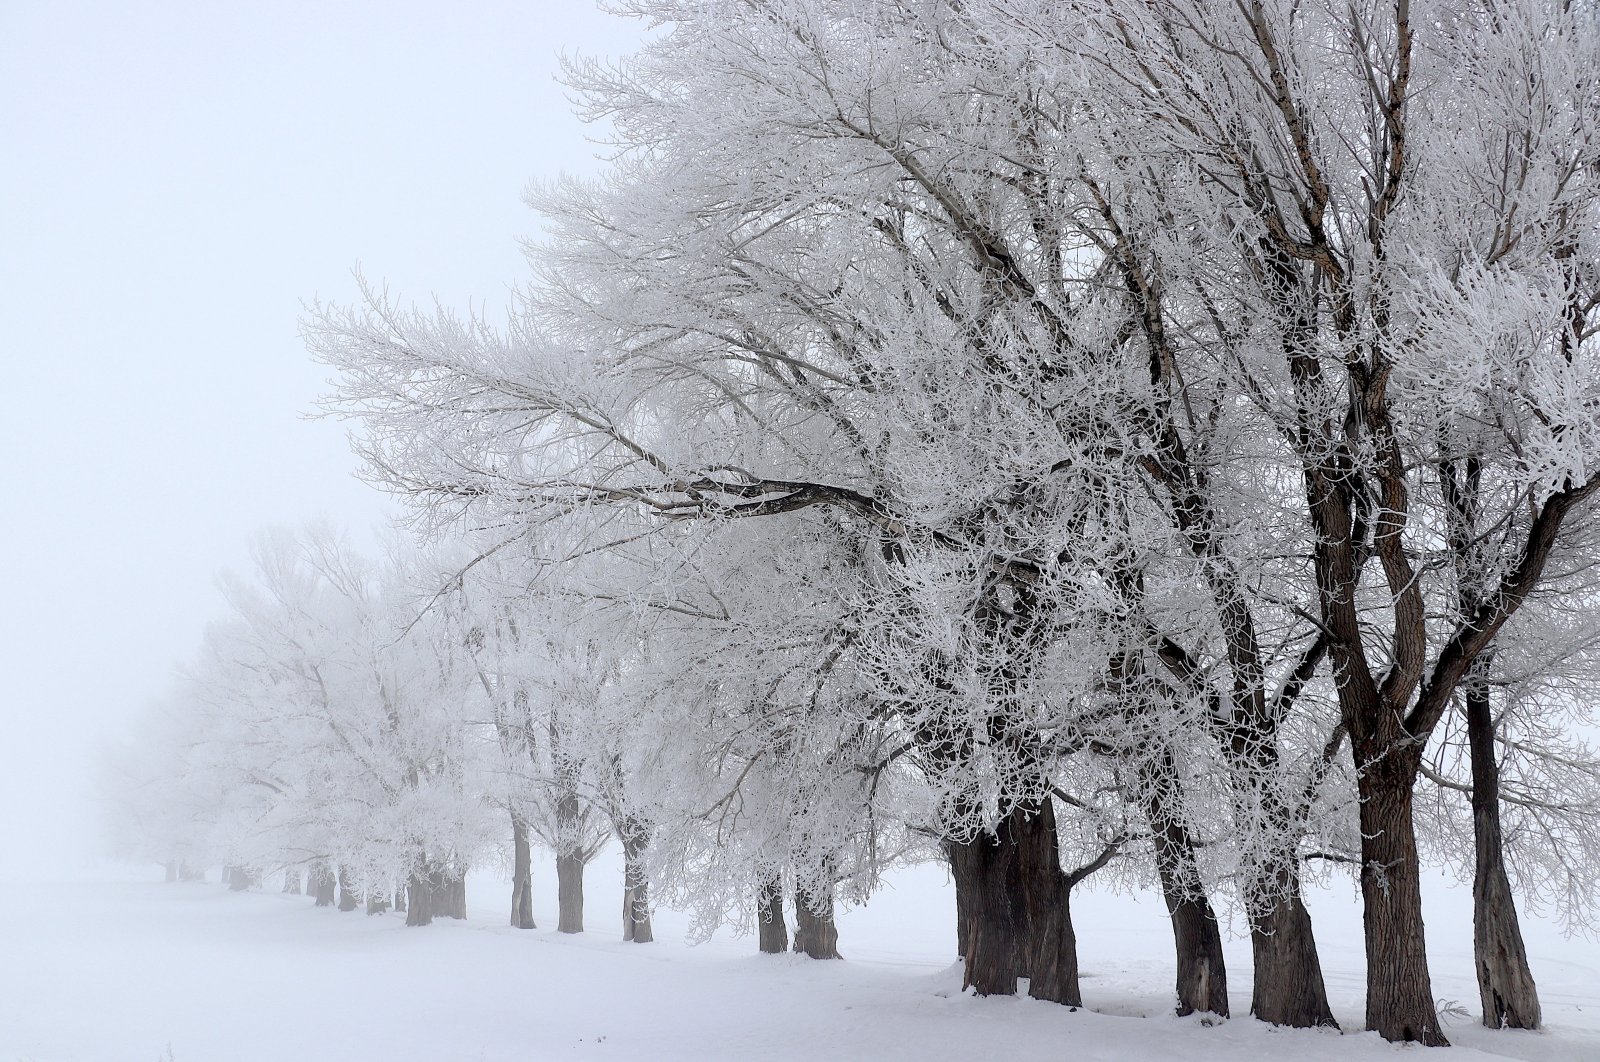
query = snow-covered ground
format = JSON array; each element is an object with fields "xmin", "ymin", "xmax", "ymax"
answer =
[{"xmin": 4, "ymin": 851, "xmax": 1596, "ymax": 1061}]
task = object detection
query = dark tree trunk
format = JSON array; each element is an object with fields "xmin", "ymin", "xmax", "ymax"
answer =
[
  {"xmin": 510, "ymin": 815, "xmax": 536, "ymax": 929},
  {"xmin": 406, "ymin": 869, "xmax": 433, "ymax": 927},
  {"xmin": 393, "ymin": 887, "xmax": 406, "ymax": 914},
  {"xmin": 282, "ymin": 869, "xmax": 302, "ymax": 895},
  {"xmin": 312, "ymin": 862, "xmax": 336, "ymax": 907},
  {"xmin": 337, "ymin": 867, "xmax": 359, "ymax": 912},
  {"xmin": 757, "ymin": 874, "xmax": 788, "ymax": 954},
  {"xmin": 1247, "ymin": 869, "xmax": 1334, "ymax": 1028},
  {"xmin": 1358, "ymin": 751, "xmax": 1447, "ymax": 1045},
  {"xmin": 948, "ymin": 798, "xmax": 1081, "ymax": 1005},
  {"xmin": 792, "ymin": 878, "xmax": 840, "ymax": 960},
  {"xmin": 365, "ymin": 889, "xmax": 390, "ymax": 916},
  {"xmin": 226, "ymin": 865, "xmax": 253, "ymax": 892},
  {"xmin": 556, "ymin": 853, "xmax": 585, "ymax": 934},
  {"xmin": 1465, "ymin": 681, "xmax": 1541, "ymax": 1029},
  {"xmin": 1140, "ymin": 750, "xmax": 1229, "ymax": 1017},
  {"xmin": 1232, "ymin": 743, "xmax": 1336, "ymax": 1029},
  {"xmin": 948, "ymin": 841, "xmax": 970, "ymax": 960},
  {"xmin": 620, "ymin": 821, "xmax": 652, "ymax": 943}
]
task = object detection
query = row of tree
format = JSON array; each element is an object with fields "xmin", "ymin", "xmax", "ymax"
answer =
[{"xmin": 109, "ymin": 0, "xmax": 1600, "ymax": 1047}]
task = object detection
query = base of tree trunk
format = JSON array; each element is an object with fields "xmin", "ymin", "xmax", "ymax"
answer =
[
  {"xmin": 1248, "ymin": 884, "xmax": 1336, "ymax": 1028},
  {"xmin": 621, "ymin": 828, "xmax": 653, "ymax": 943},
  {"xmin": 1466, "ymin": 682, "xmax": 1541, "ymax": 1029},
  {"xmin": 793, "ymin": 881, "xmax": 839, "ymax": 960},
  {"xmin": 556, "ymin": 853, "xmax": 584, "ymax": 933},
  {"xmin": 757, "ymin": 878, "xmax": 788, "ymax": 954},
  {"xmin": 337, "ymin": 867, "xmax": 359, "ymax": 912},
  {"xmin": 1359, "ymin": 761, "xmax": 1448, "ymax": 1045},
  {"xmin": 311, "ymin": 863, "xmax": 336, "ymax": 907},
  {"xmin": 282, "ymin": 869, "xmax": 302, "ymax": 895},
  {"xmin": 950, "ymin": 798, "xmax": 1082, "ymax": 1006},
  {"xmin": 511, "ymin": 816, "xmax": 536, "ymax": 929}
]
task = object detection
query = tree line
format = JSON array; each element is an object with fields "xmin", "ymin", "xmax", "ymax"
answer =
[{"xmin": 107, "ymin": 0, "xmax": 1600, "ymax": 1047}]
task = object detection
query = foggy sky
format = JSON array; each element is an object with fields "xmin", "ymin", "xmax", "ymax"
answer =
[{"xmin": 0, "ymin": 0, "xmax": 646, "ymax": 881}]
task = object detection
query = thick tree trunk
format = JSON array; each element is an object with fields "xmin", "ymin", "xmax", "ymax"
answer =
[
  {"xmin": 556, "ymin": 853, "xmax": 585, "ymax": 933},
  {"xmin": 948, "ymin": 798, "xmax": 1081, "ymax": 1005},
  {"xmin": 406, "ymin": 869, "xmax": 433, "ymax": 927},
  {"xmin": 1231, "ymin": 744, "xmax": 1335, "ymax": 1028},
  {"xmin": 1358, "ymin": 753, "xmax": 1447, "ymax": 1045},
  {"xmin": 311, "ymin": 862, "xmax": 336, "ymax": 907},
  {"xmin": 282, "ymin": 869, "xmax": 302, "ymax": 894},
  {"xmin": 510, "ymin": 815, "xmax": 536, "ymax": 929},
  {"xmin": 226, "ymin": 865, "xmax": 253, "ymax": 892},
  {"xmin": 1246, "ymin": 870, "xmax": 1334, "ymax": 1028},
  {"xmin": 337, "ymin": 867, "xmax": 359, "ymax": 912},
  {"xmin": 438, "ymin": 870, "xmax": 467, "ymax": 919},
  {"xmin": 948, "ymin": 841, "xmax": 970, "ymax": 960},
  {"xmin": 757, "ymin": 874, "xmax": 788, "ymax": 954},
  {"xmin": 1140, "ymin": 751, "xmax": 1229, "ymax": 1018},
  {"xmin": 792, "ymin": 878, "xmax": 840, "ymax": 960},
  {"xmin": 365, "ymin": 889, "xmax": 390, "ymax": 916},
  {"xmin": 1465, "ymin": 682, "xmax": 1541, "ymax": 1029},
  {"xmin": 620, "ymin": 821, "xmax": 652, "ymax": 943}
]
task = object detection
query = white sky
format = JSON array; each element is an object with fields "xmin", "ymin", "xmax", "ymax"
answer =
[{"xmin": 0, "ymin": 0, "xmax": 648, "ymax": 881}]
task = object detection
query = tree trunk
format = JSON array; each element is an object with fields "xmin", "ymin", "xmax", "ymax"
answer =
[
  {"xmin": 365, "ymin": 889, "xmax": 390, "ymax": 916},
  {"xmin": 510, "ymin": 814, "xmax": 536, "ymax": 929},
  {"xmin": 394, "ymin": 886, "xmax": 406, "ymax": 914},
  {"xmin": 556, "ymin": 852, "xmax": 585, "ymax": 933},
  {"xmin": 1141, "ymin": 750, "xmax": 1229, "ymax": 1017},
  {"xmin": 406, "ymin": 869, "xmax": 433, "ymax": 927},
  {"xmin": 1358, "ymin": 752, "xmax": 1447, "ymax": 1045},
  {"xmin": 1246, "ymin": 869, "xmax": 1334, "ymax": 1028},
  {"xmin": 164, "ymin": 860, "xmax": 178, "ymax": 884},
  {"xmin": 337, "ymin": 867, "xmax": 359, "ymax": 912},
  {"xmin": 948, "ymin": 798, "xmax": 1081, "ymax": 1005},
  {"xmin": 948, "ymin": 841, "xmax": 970, "ymax": 959},
  {"xmin": 282, "ymin": 869, "xmax": 302, "ymax": 895},
  {"xmin": 227, "ymin": 865, "xmax": 252, "ymax": 892},
  {"xmin": 1466, "ymin": 681, "xmax": 1541, "ymax": 1029},
  {"xmin": 1231, "ymin": 744, "xmax": 1336, "ymax": 1028},
  {"xmin": 792, "ymin": 877, "xmax": 840, "ymax": 960},
  {"xmin": 757, "ymin": 874, "xmax": 788, "ymax": 954},
  {"xmin": 620, "ymin": 821, "xmax": 652, "ymax": 943},
  {"xmin": 312, "ymin": 862, "xmax": 336, "ymax": 907}
]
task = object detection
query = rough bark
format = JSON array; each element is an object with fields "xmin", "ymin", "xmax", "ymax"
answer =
[
  {"xmin": 620, "ymin": 820, "xmax": 652, "ymax": 943},
  {"xmin": 337, "ymin": 867, "xmax": 359, "ymax": 912},
  {"xmin": 792, "ymin": 877, "xmax": 839, "ymax": 960},
  {"xmin": 1466, "ymin": 681, "xmax": 1541, "ymax": 1029},
  {"xmin": 405, "ymin": 869, "xmax": 433, "ymax": 927},
  {"xmin": 757, "ymin": 874, "xmax": 788, "ymax": 954},
  {"xmin": 510, "ymin": 814, "xmax": 536, "ymax": 929},
  {"xmin": 1247, "ymin": 871, "xmax": 1334, "ymax": 1028},
  {"xmin": 311, "ymin": 862, "xmax": 336, "ymax": 907},
  {"xmin": 1140, "ymin": 751, "xmax": 1229, "ymax": 1018},
  {"xmin": 948, "ymin": 798, "xmax": 1082, "ymax": 1006},
  {"xmin": 1358, "ymin": 752, "xmax": 1448, "ymax": 1045},
  {"xmin": 556, "ymin": 853, "xmax": 585, "ymax": 934}
]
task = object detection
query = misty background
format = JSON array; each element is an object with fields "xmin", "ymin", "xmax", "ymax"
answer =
[{"xmin": 0, "ymin": 0, "xmax": 645, "ymax": 883}]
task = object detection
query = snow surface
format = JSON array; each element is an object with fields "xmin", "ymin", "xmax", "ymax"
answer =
[{"xmin": 4, "ymin": 850, "xmax": 1597, "ymax": 1061}]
